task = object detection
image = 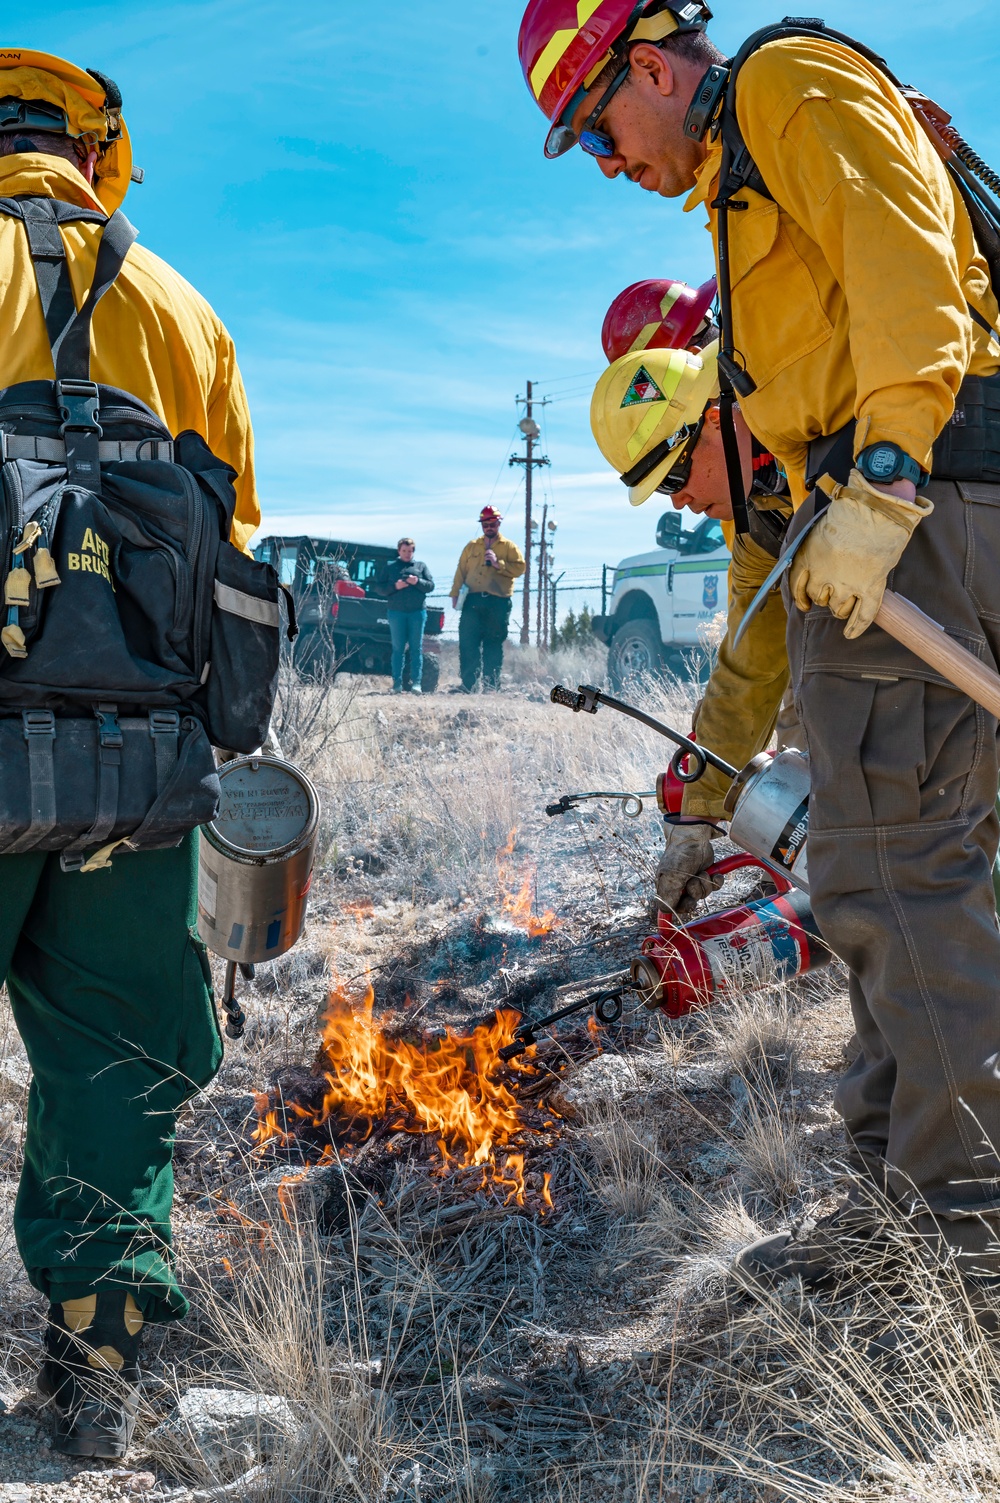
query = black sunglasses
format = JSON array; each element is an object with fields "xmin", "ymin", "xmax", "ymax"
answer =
[{"xmin": 620, "ymin": 413, "xmax": 707, "ymax": 494}]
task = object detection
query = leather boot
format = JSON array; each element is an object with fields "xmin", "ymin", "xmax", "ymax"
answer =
[
  {"xmin": 733, "ymin": 1199, "xmax": 888, "ymax": 1293},
  {"xmin": 38, "ymin": 1290, "xmax": 143, "ymax": 1458}
]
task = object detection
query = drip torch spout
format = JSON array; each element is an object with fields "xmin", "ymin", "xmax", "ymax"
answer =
[
  {"xmin": 498, "ymin": 985, "xmax": 629, "ymax": 1062},
  {"xmin": 549, "ymin": 684, "xmax": 739, "ymax": 785},
  {"xmin": 545, "ymin": 790, "xmax": 656, "ymax": 818}
]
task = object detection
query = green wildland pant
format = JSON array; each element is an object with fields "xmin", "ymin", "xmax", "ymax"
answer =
[
  {"xmin": 0, "ymin": 834, "xmax": 221, "ymax": 1323},
  {"xmin": 786, "ymin": 477, "xmax": 1000, "ymax": 1273},
  {"xmin": 459, "ymin": 592, "xmax": 512, "ymax": 690}
]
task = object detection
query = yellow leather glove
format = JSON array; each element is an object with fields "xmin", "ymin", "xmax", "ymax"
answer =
[{"xmin": 790, "ymin": 468, "xmax": 933, "ymax": 639}]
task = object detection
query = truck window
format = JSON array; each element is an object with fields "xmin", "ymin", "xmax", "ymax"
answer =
[
  {"xmin": 678, "ymin": 518, "xmax": 725, "ymax": 556},
  {"xmin": 353, "ymin": 558, "xmax": 380, "ymax": 593},
  {"xmin": 278, "ymin": 547, "xmax": 299, "ymax": 587}
]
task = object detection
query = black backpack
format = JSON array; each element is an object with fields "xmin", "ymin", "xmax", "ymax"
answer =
[
  {"xmin": 688, "ymin": 17, "xmax": 1000, "ymax": 526},
  {"xmin": 0, "ymin": 196, "xmax": 292, "ymax": 869}
]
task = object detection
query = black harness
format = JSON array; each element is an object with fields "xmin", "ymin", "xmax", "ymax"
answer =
[{"xmin": 688, "ymin": 16, "xmax": 1000, "ymax": 530}]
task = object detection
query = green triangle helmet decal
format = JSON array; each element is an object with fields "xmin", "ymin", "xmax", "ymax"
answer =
[{"xmin": 621, "ymin": 365, "xmax": 666, "ymax": 408}]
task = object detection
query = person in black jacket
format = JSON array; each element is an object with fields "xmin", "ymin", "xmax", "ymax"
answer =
[{"xmin": 376, "ymin": 538, "xmax": 435, "ymax": 693}]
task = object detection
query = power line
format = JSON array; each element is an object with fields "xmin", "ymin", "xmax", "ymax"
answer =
[
  {"xmin": 485, "ymin": 423, "xmax": 521, "ymax": 507},
  {"xmin": 534, "ymin": 368, "xmax": 602, "ymax": 388}
]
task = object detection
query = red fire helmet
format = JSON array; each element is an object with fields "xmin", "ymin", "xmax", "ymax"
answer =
[
  {"xmin": 601, "ymin": 275, "xmax": 717, "ymax": 363},
  {"xmin": 518, "ymin": 0, "xmax": 712, "ymax": 158}
]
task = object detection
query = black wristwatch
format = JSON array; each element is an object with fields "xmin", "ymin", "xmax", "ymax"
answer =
[{"xmin": 856, "ymin": 442, "xmax": 928, "ymax": 488}]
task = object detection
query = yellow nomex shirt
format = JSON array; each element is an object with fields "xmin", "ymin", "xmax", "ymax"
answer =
[
  {"xmin": 451, "ymin": 536, "xmax": 526, "ymax": 598},
  {"xmin": 685, "ymin": 36, "xmax": 1000, "ymax": 504},
  {"xmin": 0, "ymin": 154, "xmax": 260, "ymax": 552}
]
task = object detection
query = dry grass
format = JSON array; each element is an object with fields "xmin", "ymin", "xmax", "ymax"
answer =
[{"xmin": 0, "ymin": 659, "xmax": 990, "ymax": 1501}]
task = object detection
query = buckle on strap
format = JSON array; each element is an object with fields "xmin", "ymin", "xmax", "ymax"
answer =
[
  {"xmin": 149, "ymin": 710, "xmax": 180, "ymax": 738},
  {"xmin": 55, "ymin": 378, "xmax": 102, "ymax": 438},
  {"xmin": 22, "ymin": 709, "xmax": 55, "ymax": 741},
  {"xmin": 94, "ymin": 703, "xmax": 123, "ymax": 749}
]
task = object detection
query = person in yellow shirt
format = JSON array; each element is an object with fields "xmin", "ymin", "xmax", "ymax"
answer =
[
  {"xmin": 450, "ymin": 506, "xmax": 526, "ymax": 691},
  {"xmin": 520, "ymin": 3, "xmax": 1000, "ymax": 1300},
  {"xmin": 598, "ymin": 276, "xmax": 799, "ymax": 912},
  {"xmin": 0, "ymin": 51, "xmax": 260, "ymax": 1456}
]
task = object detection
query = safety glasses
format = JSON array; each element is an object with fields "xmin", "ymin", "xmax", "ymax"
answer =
[
  {"xmin": 620, "ymin": 413, "xmax": 708, "ymax": 495},
  {"xmin": 545, "ymin": 58, "xmax": 630, "ymax": 160}
]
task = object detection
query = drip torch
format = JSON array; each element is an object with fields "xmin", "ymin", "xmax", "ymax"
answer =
[
  {"xmin": 547, "ymin": 683, "xmax": 831, "ymax": 1020},
  {"xmin": 198, "ymin": 753, "xmax": 320, "ymax": 1040}
]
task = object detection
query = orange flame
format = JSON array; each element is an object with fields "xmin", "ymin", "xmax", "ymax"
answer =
[
  {"xmin": 497, "ymin": 829, "xmax": 559, "ymax": 938},
  {"xmin": 343, "ymin": 899, "xmax": 374, "ymax": 930},
  {"xmin": 253, "ymin": 981, "xmax": 547, "ymax": 1205}
]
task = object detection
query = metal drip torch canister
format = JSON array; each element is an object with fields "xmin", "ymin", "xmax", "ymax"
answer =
[
  {"xmin": 198, "ymin": 755, "xmax": 320, "ymax": 1038},
  {"xmin": 631, "ymin": 854, "xmax": 831, "ymax": 1019},
  {"xmin": 724, "ymin": 748, "xmax": 811, "ymax": 892}
]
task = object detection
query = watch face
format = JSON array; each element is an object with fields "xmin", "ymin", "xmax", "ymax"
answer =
[{"xmin": 866, "ymin": 445, "xmax": 899, "ymax": 479}]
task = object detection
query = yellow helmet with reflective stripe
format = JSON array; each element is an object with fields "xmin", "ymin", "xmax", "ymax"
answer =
[
  {"xmin": 590, "ymin": 340, "xmax": 720, "ymax": 505},
  {"xmin": 0, "ymin": 49, "xmax": 133, "ymax": 211}
]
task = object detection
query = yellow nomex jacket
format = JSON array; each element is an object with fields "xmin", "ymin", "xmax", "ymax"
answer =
[
  {"xmin": 451, "ymin": 535, "xmax": 526, "ymax": 599},
  {"xmin": 682, "ymin": 531, "xmax": 789, "ymax": 820},
  {"xmin": 685, "ymin": 36, "xmax": 1000, "ymax": 502},
  {"xmin": 0, "ymin": 155, "xmax": 260, "ymax": 552}
]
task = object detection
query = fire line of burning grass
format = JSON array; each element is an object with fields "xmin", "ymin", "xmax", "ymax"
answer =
[
  {"xmin": 497, "ymin": 827, "xmax": 559, "ymax": 938},
  {"xmin": 253, "ymin": 833, "xmax": 565, "ymax": 1211},
  {"xmin": 253, "ymin": 982, "xmax": 555, "ymax": 1210}
]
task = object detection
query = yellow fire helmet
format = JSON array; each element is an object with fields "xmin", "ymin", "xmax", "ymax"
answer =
[
  {"xmin": 0, "ymin": 49, "xmax": 134, "ymax": 212},
  {"xmin": 590, "ymin": 340, "xmax": 720, "ymax": 507}
]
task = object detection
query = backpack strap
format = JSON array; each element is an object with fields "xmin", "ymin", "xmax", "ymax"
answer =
[
  {"xmin": 53, "ymin": 209, "xmax": 138, "ymax": 486},
  {"xmin": 7, "ymin": 710, "xmax": 57, "ymax": 853},
  {"xmin": 697, "ymin": 19, "xmax": 904, "ymax": 532},
  {"xmin": 54, "ymin": 207, "xmax": 137, "ymax": 381},
  {"xmin": 0, "ymin": 195, "xmax": 138, "ymax": 486},
  {"xmin": 0, "ymin": 196, "xmax": 107, "ymax": 359}
]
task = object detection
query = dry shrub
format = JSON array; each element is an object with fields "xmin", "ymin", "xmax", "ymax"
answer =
[{"xmin": 154, "ymin": 1216, "xmax": 401, "ymax": 1500}]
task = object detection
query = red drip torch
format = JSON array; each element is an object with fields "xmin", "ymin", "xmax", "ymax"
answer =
[
  {"xmin": 547, "ymin": 685, "xmax": 832, "ymax": 1022},
  {"xmin": 631, "ymin": 853, "xmax": 831, "ymax": 1019}
]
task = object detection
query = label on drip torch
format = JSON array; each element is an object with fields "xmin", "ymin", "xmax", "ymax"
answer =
[
  {"xmin": 701, "ymin": 905, "xmax": 805, "ymax": 993},
  {"xmin": 770, "ymin": 796, "xmax": 810, "ymax": 872}
]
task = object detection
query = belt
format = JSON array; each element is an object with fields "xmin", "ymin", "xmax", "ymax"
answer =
[
  {"xmin": 0, "ymin": 432, "xmax": 174, "ymax": 465},
  {"xmin": 467, "ymin": 590, "xmax": 509, "ymax": 599},
  {"xmin": 804, "ymin": 371, "xmax": 1000, "ymax": 493}
]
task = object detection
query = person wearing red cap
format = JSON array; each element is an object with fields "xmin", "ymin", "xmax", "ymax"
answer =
[{"xmin": 450, "ymin": 508, "xmax": 526, "ymax": 691}]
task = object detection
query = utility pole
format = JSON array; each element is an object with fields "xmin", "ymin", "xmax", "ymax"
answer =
[
  {"xmin": 544, "ymin": 519, "xmax": 556, "ymax": 648},
  {"xmin": 509, "ymin": 381, "xmax": 550, "ymax": 646},
  {"xmin": 535, "ymin": 503, "xmax": 547, "ymax": 649},
  {"xmin": 551, "ymin": 571, "xmax": 565, "ymax": 648}
]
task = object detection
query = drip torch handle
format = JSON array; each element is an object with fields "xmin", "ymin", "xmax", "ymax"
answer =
[
  {"xmin": 221, "ymin": 960, "xmax": 247, "ymax": 1042},
  {"xmin": 876, "ymin": 591, "xmax": 1000, "ymax": 721},
  {"xmin": 706, "ymin": 852, "xmax": 793, "ymax": 894}
]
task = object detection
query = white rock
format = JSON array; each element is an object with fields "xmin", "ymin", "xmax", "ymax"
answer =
[
  {"xmin": 547, "ymin": 1053, "xmax": 641, "ymax": 1120},
  {"xmin": 0, "ymin": 1057, "xmax": 29, "ymax": 1092},
  {"xmin": 147, "ymin": 1386, "xmax": 300, "ymax": 1484}
]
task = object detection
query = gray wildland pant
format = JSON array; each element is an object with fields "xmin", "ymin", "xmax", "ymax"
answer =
[{"xmin": 785, "ymin": 478, "xmax": 1000, "ymax": 1272}]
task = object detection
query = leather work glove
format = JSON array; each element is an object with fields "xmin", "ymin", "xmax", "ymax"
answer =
[
  {"xmin": 790, "ymin": 468, "xmax": 933, "ymax": 639},
  {"xmin": 655, "ymin": 822, "xmax": 723, "ymax": 916}
]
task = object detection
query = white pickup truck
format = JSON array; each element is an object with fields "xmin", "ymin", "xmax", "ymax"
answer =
[{"xmin": 592, "ymin": 510, "xmax": 731, "ymax": 690}]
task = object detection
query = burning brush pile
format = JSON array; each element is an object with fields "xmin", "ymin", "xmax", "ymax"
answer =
[{"xmin": 252, "ymin": 833, "xmax": 596, "ymax": 1215}]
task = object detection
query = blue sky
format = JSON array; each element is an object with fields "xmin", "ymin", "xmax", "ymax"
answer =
[{"xmin": 21, "ymin": 1, "xmax": 1000, "ymax": 617}]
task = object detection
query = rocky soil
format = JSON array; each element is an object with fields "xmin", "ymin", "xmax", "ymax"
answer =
[{"xmin": 0, "ymin": 659, "xmax": 993, "ymax": 1502}]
